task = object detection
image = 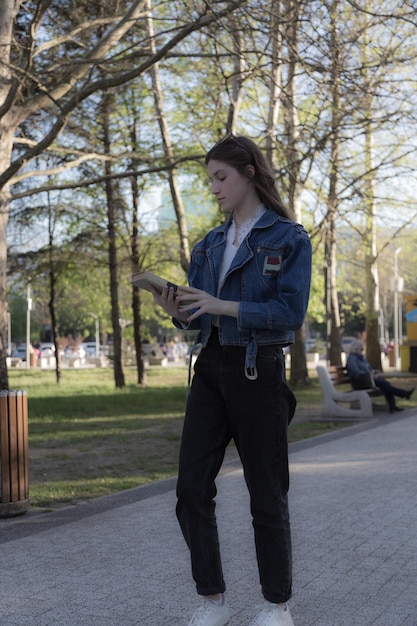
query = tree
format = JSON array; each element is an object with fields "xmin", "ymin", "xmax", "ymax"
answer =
[
  {"xmin": 306, "ymin": 0, "xmax": 417, "ymax": 368},
  {"xmin": 0, "ymin": 0, "xmax": 247, "ymax": 389},
  {"xmin": 5, "ymin": 0, "xmax": 417, "ymax": 389},
  {"xmin": 101, "ymin": 90, "xmax": 125, "ymax": 388},
  {"xmin": 281, "ymin": 0, "xmax": 311, "ymax": 385},
  {"xmin": 145, "ymin": 0, "xmax": 191, "ymax": 274},
  {"xmin": 324, "ymin": 0, "xmax": 343, "ymax": 366},
  {"xmin": 340, "ymin": 2, "xmax": 417, "ymax": 367},
  {"xmin": 125, "ymin": 92, "xmax": 148, "ymax": 386}
]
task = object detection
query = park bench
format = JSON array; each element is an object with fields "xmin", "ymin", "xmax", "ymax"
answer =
[
  {"xmin": 6, "ymin": 357, "xmax": 23, "ymax": 368},
  {"xmin": 316, "ymin": 365, "xmax": 385, "ymax": 419},
  {"xmin": 147, "ymin": 354, "xmax": 168, "ymax": 366}
]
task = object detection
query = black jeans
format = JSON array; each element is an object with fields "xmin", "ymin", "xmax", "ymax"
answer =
[
  {"xmin": 176, "ymin": 330, "xmax": 296, "ymax": 603},
  {"xmin": 374, "ymin": 376, "xmax": 408, "ymax": 410}
]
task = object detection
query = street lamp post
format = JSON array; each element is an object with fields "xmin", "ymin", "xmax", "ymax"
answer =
[
  {"xmin": 393, "ymin": 248, "xmax": 402, "ymax": 370},
  {"xmin": 89, "ymin": 313, "xmax": 100, "ymax": 357}
]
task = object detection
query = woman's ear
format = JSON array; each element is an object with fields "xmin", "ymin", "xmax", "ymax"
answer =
[{"xmin": 245, "ymin": 164, "xmax": 255, "ymax": 180}]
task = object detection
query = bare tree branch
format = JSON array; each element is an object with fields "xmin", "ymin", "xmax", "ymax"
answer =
[
  {"xmin": 11, "ymin": 154, "xmax": 206, "ymax": 200},
  {"xmin": 1, "ymin": 0, "xmax": 247, "ymax": 189}
]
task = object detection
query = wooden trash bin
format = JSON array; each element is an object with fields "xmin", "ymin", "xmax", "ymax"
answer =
[{"xmin": 0, "ymin": 390, "xmax": 29, "ymax": 517}]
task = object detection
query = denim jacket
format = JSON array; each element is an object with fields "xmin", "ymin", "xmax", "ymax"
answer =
[
  {"xmin": 345, "ymin": 353, "xmax": 373, "ymax": 379},
  {"xmin": 174, "ymin": 208, "xmax": 312, "ymax": 377}
]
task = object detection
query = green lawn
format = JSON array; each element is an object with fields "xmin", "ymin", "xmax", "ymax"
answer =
[{"xmin": 8, "ymin": 367, "xmax": 346, "ymax": 510}]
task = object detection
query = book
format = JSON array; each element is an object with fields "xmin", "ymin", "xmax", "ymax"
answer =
[{"xmin": 131, "ymin": 270, "xmax": 179, "ymax": 295}]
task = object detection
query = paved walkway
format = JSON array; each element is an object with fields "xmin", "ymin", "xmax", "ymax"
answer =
[{"xmin": 1, "ymin": 409, "xmax": 416, "ymax": 626}]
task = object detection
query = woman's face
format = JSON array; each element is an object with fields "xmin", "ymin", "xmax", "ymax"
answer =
[{"xmin": 207, "ymin": 159, "xmax": 251, "ymax": 215}]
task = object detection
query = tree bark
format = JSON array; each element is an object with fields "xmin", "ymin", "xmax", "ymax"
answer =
[
  {"xmin": 363, "ymin": 121, "xmax": 381, "ymax": 370},
  {"xmin": 127, "ymin": 102, "xmax": 147, "ymax": 386},
  {"xmin": 0, "ymin": 127, "xmax": 13, "ymax": 390},
  {"xmin": 145, "ymin": 0, "xmax": 190, "ymax": 273},
  {"xmin": 0, "ymin": 1, "xmax": 15, "ymax": 389},
  {"xmin": 360, "ymin": 19, "xmax": 382, "ymax": 371},
  {"xmin": 47, "ymin": 198, "xmax": 62, "ymax": 384},
  {"xmin": 226, "ymin": 12, "xmax": 246, "ymax": 133},
  {"xmin": 326, "ymin": 0, "xmax": 342, "ymax": 367},
  {"xmin": 282, "ymin": 0, "xmax": 309, "ymax": 386},
  {"xmin": 102, "ymin": 91, "xmax": 125, "ymax": 388},
  {"xmin": 265, "ymin": 0, "xmax": 283, "ymax": 169}
]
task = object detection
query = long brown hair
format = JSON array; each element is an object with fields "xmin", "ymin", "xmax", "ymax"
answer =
[{"xmin": 205, "ymin": 133, "xmax": 294, "ymax": 220}]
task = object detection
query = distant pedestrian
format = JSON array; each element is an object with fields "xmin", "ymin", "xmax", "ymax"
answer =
[
  {"xmin": 346, "ymin": 340, "xmax": 414, "ymax": 413},
  {"xmin": 151, "ymin": 133, "xmax": 312, "ymax": 626}
]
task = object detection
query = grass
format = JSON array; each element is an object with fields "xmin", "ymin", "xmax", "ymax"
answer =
[{"xmin": 8, "ymin": 366, "xmax": 350, "ymax": 511}]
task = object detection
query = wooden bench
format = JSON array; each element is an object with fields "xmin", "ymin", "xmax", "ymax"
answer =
[
  {"xmin": 0, "ymin": 391, "xmax": 29, "ymax": 517},
  {"xmin": 316, "ymin": 365, "xmax": 385, "ymax": 419}
]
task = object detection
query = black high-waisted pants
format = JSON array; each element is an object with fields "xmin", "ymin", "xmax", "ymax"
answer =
[{"xmin": 176, "ymin": 329, "xmax": 296, "ymax": 603}]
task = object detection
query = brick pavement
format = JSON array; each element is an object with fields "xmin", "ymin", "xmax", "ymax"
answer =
[{"xmin": 0, "ymin": 410, "xmax": 416, "ymax": 625}]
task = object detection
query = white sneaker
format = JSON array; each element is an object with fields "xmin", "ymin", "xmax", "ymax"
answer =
[
  {"xmin": 188, "ymin": 596, "xmax": 231, "ymax": 626},
  {"xmin": 250, "ymin": 601, "xmax": 294, "ymax": 626}
]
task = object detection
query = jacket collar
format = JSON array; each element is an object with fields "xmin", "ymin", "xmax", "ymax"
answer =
[{"xmin": 214, "ymin": 207, "xmax": 284, "ymax": 235}]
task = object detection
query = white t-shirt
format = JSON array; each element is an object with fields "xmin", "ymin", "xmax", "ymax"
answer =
[{"xmin": 217, "ymin": 203, "xmax": 267, "ymax": 297}]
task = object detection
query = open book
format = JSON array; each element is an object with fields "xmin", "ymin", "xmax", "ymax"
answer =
[{"xmin": 131, "ymin": 270, "xmax": 179, "ymax": 295}]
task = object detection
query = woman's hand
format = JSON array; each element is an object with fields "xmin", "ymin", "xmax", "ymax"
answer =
[
  {"xmin": 149, "ymin": 285, "xmax": 190, "ymax": 324},
  {"xmin": 175, "ymin": 286, "xmax": 239, "ymax": 322},
  {"xmin": 150, "ymin": 284, "xmax": 239, "ymax": 323}
]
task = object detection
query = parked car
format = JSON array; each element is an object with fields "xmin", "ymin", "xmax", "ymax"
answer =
[
  {"xmin": 39, "ymin": 342, "xmax": 56, "ymax": 357},
  {"xmin": 80, "ymin": 342, "xmax": 103, "ymax": 357},
  {"xmin": 12, "ymin": 344, "xmax": 28, "ymax": 360}
]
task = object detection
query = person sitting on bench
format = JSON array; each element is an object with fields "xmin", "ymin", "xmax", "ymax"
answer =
[{"xmin": 346, "ymin": 340, "xmax": 414, "ymax": 414}]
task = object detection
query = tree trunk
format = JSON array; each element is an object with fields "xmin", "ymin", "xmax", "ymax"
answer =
[
  {"xmin": 360, "ymin": 24, "xmax": 382, "ymax": 371},
  {"xmin": 0, "ymin": 124, "xmax": 14, "ymax": 389},
  {"xmin": 146, "ymin": 1, "xmax": 190, "ymax": 273},
  {"xmin": 0, "ymin": 186, "xmax": 10, "ymax": 390},
  {"xmin": 47, "ymin": 200, "xmax": 62, "ymax": 384},
  {"xmin": 282, "ymin": 0, "xmax": 309, "ymax": 386},
  {"xmin": 0, "ymin": 4, "xmax": 14, "ymax": 388},
  {"xmin": 226, "ymin": 12, "xmax": 246, "ymax": 133},
  {"xmin": 128, "ymin": 115, "xmax": 147, "ymax": 386},
  {"xmin": 132, "ymin": 286, "xmax": 146, "ymax": 386},
  {"xmin": 363, "ymin": 121, "xmax": 381, "ymax": 370},
  {"xmin": 265, "ymin": 0, "xmax": 282, "ymax": 169},
  {"xmin": 290, "ymin": 329, "xmax": 309, "ymax": 386},
  {"xmin": 326, "ymin": 0, "xmax": 342, "ymax": 366},
  {"xmin": 102, "ymin": 91, "xmax": 125, "ymax": 388}
]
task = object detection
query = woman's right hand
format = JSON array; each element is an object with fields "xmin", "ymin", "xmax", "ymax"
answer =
[{"xmin": 149, "ymin": 285, "xmax": 190, "ymax": 324}]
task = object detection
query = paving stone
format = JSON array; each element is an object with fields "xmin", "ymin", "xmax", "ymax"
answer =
[{"xmin": 1, "ymin": 410, "xmax": 416, "ymax": 625}]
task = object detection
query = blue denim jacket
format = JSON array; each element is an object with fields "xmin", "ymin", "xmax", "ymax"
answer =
[
  {"xmin": 175, "ymin": 208, "xmax": 312, "ymax": 377},
  {"xmin": 346, "ymin": 353, "xmax": 373, "ymax": 379}
]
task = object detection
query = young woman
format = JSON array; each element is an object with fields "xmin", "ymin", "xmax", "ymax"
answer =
[
  {"xmin": 346, "ymin": 339, "xmax": 414, "ymax": 413},
  {"xmin": 151, "ymin": 134, "xmax": 312, "ymax": 626}
]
